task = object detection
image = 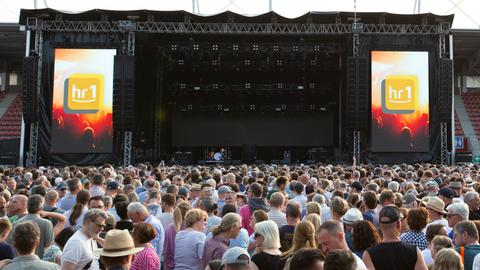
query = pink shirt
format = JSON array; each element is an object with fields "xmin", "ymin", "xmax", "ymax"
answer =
[{"xmin": 130, "ymin": 244, "xmax": 159, "ymax": 270}]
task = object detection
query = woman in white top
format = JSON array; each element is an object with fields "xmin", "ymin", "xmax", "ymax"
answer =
[
  {"xmin": 174, "ymin": 208, "xmax": 208, "ymax": 270},
  {"xmin": 63, "ymin": 190, "xmax": 90, "ymax": 231}
]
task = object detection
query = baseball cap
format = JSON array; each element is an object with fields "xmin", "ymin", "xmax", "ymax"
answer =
[
  {"xmin": 402, "ymin": 193, "xmax": 419, "ymax": 205},
  {"xmin": 200, "ymin": 198, "xmax": 218, "ymax": 212},
  {"xmin": 341, "ymin": 208, "xmax": 363, "ymax": 225},
  {"xmin": 221, "ymin": 247, "xmax": 251, "ymax": 266},
  {"xmin": 379, "ymin": 205, "xmax": 404, "ymax": 224},
  {"xmin": 218, "ymin": 185, "xmax": 232, "ymax": 195},
  {"xmin": 178, "ymin": 187, "xmax": 189, "ymax": 197},
  {"xmin": 107, "ymin": 181, "xmax": 119, "ymax": 190},
  {"xmin": 56, "ymin": 182, "xmax": 67, "ymax": 190},
  {"xmin": 438, "ymin": 187, "xmax": 454, "ymax": 199}
]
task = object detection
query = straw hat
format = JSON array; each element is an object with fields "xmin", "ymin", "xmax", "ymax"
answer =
[
  {"xmin": 424, "ymin": 196, "xmax": 447, "ymax": 214},
  {"xmin": 95, "ymin": 229, "xmax": 144, "ymax": 257}
]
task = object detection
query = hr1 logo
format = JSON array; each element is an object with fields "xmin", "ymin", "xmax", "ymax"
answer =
[
  {"xmin": 64, "ymin": 74, "xmax": 104, "ymax": 114},
  {"xmin": 381, "ymin": 75, "xmax": 418, "ymax": 114}
]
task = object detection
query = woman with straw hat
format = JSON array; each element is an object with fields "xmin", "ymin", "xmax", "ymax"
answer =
[{"xmin": 96, "ymin": 229, "xmax": 144, "ymax": 270}]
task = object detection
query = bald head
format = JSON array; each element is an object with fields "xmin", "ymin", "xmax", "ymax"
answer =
[{"xmin": 7, "ymin": 194, "xmax": 28, "ymax": 216}]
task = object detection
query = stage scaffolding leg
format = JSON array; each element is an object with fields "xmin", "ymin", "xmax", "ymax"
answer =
[
  {"xmin": 440, "ymin": 122, "xmax": 448, "ymax": 165},
  {"xmin": 353, "ymin": 131, "xmax": 360, "ymax": 163},
  {"xmin": 27, "ymin": 123, "xmax": 39, "ymax": 168},
  {"xmin": 122, "ymin": 31, "xmax": 135, "ymax": 167},
  {"xmin": 27, "ymin": 29, "xmax": 43, "ymax": 167},
  {"xmin": 123, "ymin": 131, "xmax": 132, "ymax": 167}
]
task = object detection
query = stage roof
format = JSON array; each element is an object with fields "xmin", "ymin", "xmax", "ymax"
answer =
[{"xmin": 19, "ymin": 9, "xmax": 454, "ymax": 26}]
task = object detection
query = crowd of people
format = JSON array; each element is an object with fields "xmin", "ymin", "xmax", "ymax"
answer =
[{"xmin": 0, "ymin": 162, "xmax": 480, "ymax": 269}]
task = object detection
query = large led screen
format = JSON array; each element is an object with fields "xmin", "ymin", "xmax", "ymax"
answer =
[
  {"xmin": 51, "ymin": 49, "xmax": 116, "ymax": 153},
  {"xmin": 371, "ymin": 51, "xmax": 429, "ymax": 152}
]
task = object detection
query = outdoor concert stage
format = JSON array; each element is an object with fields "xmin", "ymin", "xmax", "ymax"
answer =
[{"xmin": 19, "ymin": 9, "xmax": 454, "ymax": 166}]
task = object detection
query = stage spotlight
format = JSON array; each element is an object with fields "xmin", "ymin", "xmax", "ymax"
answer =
[
  {"xmin": 178, "ymin": 59, "xmax": 184, "ymax": 65},
  {"xmin": 309, "ymin": 83, "xmax": 316, "ymax": 89},
  {"xmin": 309, "ymin": 104, "xmax": 316, "ymax": 110},
  {"xmin": 244, "ymin": 60, "xmax": 251, "ymax": 66},
  {"xmin": 314, "ymin": 45, "xmax": 320, "ymax": 52},
  {"xmin": 187, "ymin": 104, "xmax": 193, "ymax": 111},
  {"xmin": 212, "ymin": 44, "xmax": 218, "ymax": 51},
  {"xmin": 310, "ymin": 60, "xmax": 317, "ymax": 65},
  {"xmin": 273, "ymin": 45, "xmax": 279, "ymax": 52},
  {"xmin": 212, "ymin": 60, "xmax": 218, "ymax": 66},
  {"xmin": 253, "ymin": 44, "xmax": 259, "ymax": 51},
  {"xmin": 193, "ymin": 86, "xmax": 200, "ymax": 91},
  {"xmin": 233, "ymin": 44, "xmax": 239, "ymax": 51},
  {"xmin": 250, "ymin": 104, "xmax": 255, "ymax": 110},
  {"xmin": 171, "ymin": 44, "xmax": 177, "ymax": 51},
  {"xmin": 212, "ymin": 83, "xmax": 218, "ymax": 89},
  {"xmin": 320, "ymin": 107, "xmax": 327, "ymax": 111},
  {"xmin": 276, "ymin": 60, "xmax": 282, "ymax": 66},
  {"xmin": 193, "ymin": 44, "xmax": 199, "ymax": 50},
  {"xmin": 292, "ymin": 45, "xmax": 298, "ymax": 52},
  {"xmin": 277, "ymin": 83, "xmax": 283, "ymax": 89},
  {"xmin": 244, "ymin": 83, "xmax": 251, "ymax": 89},
  {"xmin": 180, "ymin": 83, "xmax": 186, "ymax": 89},
  {"xmin": 275, "ymin": 107, "xmax": 282, "ymax": 111},
  {"xmin": 217, "ymin": 105, "xmax": 223, "ymax": 110},
  {"xmin": 281, "ymin": 104, "xmax": 287, "ymax": 110},
  {"xmin": 297, "ymin": 85, "xmax": 304, "ymax": 90},
  {"xmin": 223, "ymin": 108, "xmax": 230, "ymax": 112}
]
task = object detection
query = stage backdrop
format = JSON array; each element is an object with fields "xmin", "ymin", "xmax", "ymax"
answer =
[
  {"xmin": 371, "ymin": 51, "xmax": 429, "ymax": 152},
  {"xmin": 51, "ymin": 49, "xmax": 116, "ymax": 153}
]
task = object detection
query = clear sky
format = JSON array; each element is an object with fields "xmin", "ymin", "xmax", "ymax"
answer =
[{"xmin": 1, "ymin": 0, "xmax": 479, "ymax": 29}]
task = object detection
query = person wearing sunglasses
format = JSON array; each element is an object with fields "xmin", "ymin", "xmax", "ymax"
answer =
[
  {"xmin": 61, "ymin": 209, "xmax": 108, "ymax": 270},
  {"xmin": 251, "ymin": 220, "xmax": 282, "ymax": 270}
]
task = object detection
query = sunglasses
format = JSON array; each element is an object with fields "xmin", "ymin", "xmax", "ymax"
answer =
[{"xmin": 95, "ymin": 222, "xmax": 106, "ymax": 229}]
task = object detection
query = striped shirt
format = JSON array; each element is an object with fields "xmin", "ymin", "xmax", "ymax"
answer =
[
  {"xmin": 130, "ymin": 244, "xmax": 159, "ymax": 270},
  {"xmin": 268, "ymin": 209, "xmax": 287, "ymax": 227}
]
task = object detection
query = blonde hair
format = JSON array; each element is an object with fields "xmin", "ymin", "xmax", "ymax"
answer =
[
  {"xmin": 173, "ymin": 201, "xmax": 192, "ymax": 232},
  {"xmin": 431, "ymin": 248, "xmax": 463, "ymax": 270},
  {"xmin": 306, "ymin": 202, "xmax": 322, "ymax": 216},
  {"xmin": 0, "ymin": 217, "xmax": 12, "ymax": 235},
  {"xmin": 255, "ymin": 220, "xmax": 281, "ymax": 250},
  {"xmin": 211, "ymin": 213, "xmax": 241, "ymax": 236},
  {"xmin": 282, "ymin": 220, "xmax": 316, "ymax": 258},
  {"xmin": 432, "ymin": 235, "xmax": 454, "ymax": 257},
  {"xmin": 305, "ymin": 214, "xmax": 322, "ymax": 232},
  {"xmin": 185, "ymin": 208, "xmax": 208, "ymax": 228}
]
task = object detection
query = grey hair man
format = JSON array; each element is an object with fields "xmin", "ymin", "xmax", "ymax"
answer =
[
  {"xmin": 62, "ymin": 209, "xmax": 108, "ymax": 270},
  {"xmin": 312, "ymin": 193, "xmax": 331, "ymax": 223},
  {"xmin": 8, "ymin": 195, "xmax": 54, "ymax": 258},
  {"xmin": 127, "ymin": 202, "xmax": 165, "ymax": 259},
  {"xmin": 446, "ymin": 202, "xmax": 469, "ymax": 238}
]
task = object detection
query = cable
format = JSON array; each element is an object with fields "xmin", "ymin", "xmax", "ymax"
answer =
[
  {"xmin": 445, "ymin": 0, "xmax": 480, "ymax": 27},
  {"xmin": 218, "ymin": 0, "xmax": 246, "ymax": 14},
  {"xmin": 443, "ymin": 0, "xmax": 465, "ymax": 14}
]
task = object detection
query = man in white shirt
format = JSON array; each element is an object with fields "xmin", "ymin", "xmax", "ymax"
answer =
[
  {"xmin": 268, "ymin": 192, "xmax": 287, "ymax": 227},
  {"xmin": 316, "ymin": 220, "xmax": 367, "ymax": 270},
  {"xmin": 62, "ymin": 209, "xmax": 108, "ymax": 270}
]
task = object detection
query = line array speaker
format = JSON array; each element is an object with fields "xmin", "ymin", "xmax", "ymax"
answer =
[
  {"xmin": 438, "ymin": 59, "xmax": 453, "ymax": 122},
  {"xmin": 345, "ymin": 57, "xmax": 369, "ymax": 132},
  {"xmin": 113, "ymin": 55, "xmax": 135, "ymax": 131},
  {"xmin": 22, "ymin": 56, "xmax": 39, "ymax": 122}
]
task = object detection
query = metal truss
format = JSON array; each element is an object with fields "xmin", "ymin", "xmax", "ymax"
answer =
[
  {"xmin": 123, "ymin": 131, "xmax": 133, "ymax": 167},
  {"xmin": 353, "ymin": 34, "xmax": 360, "ymax": 57},
  {"xmin": 29, "ymin": 20, "xmax": 448, "ymax": 35},
  {"xmin": 353, "ymin": 130, "xmax": 360, "ymax": 164},
  {"xmin": 127, "ymin": 31, "xmax": 135, "ymax": 55},
  {"xmin": 28, "ymin": 30, "xmax": 43, "ymax": 168},
  {"xmin": 27, "ymin": 123, "xmax": 39, "ymax": 168},
  {"xmin": 440, "ymin": 122, "xmax": 449, "ymax": 165},
  {"xmin": 439, "ymin": 34, "xmax": 447, "ymax": 59}
]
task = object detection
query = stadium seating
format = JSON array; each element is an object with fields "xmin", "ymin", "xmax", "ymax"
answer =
[
  {"xmin": 0, "ymin": 93, "xmax": 22, "ymax": 140},
  {"xmin": 463, "ymin": 92, "xmax": 480, "ymax": 139}
]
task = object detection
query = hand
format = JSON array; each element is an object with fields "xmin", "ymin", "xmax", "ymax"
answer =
[
  {"xmin": 38, "ymin": 210, "xmax": 48, "ymax": 218},
  {"xmin": 0, "ymin": 259, "xmax": 11, "ymax": 269}
]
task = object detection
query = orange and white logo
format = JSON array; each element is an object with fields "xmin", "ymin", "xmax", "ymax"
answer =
[
  {"xmin": 381, "ymin": 75, "xmax": 418, "ymax": 114},
  {"xmin": 64, "ymin": 74, "xmax": 104, "ymax": 113}
]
